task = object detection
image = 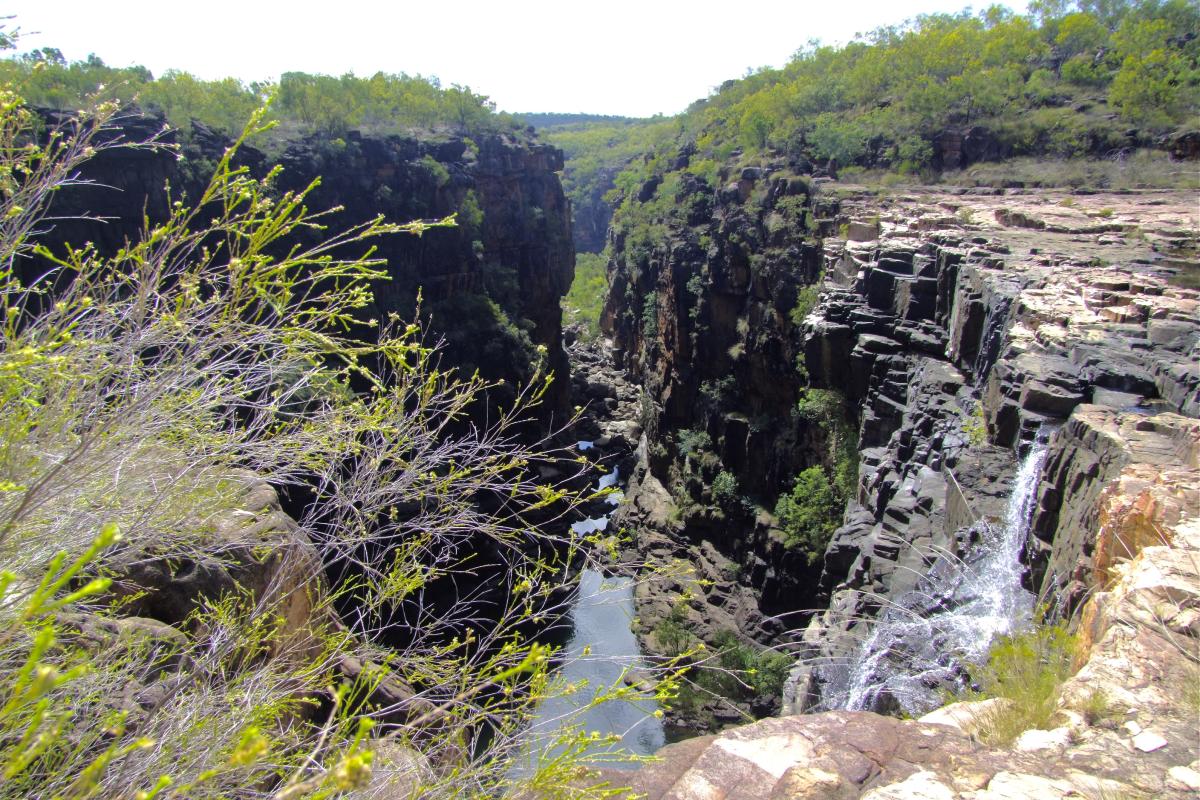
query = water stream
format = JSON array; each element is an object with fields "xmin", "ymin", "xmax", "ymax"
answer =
[
  {"xmin": 511, "ymin": 454, "xmax": 663, "ymax": 773},
  {"xmin": 828, "ymin": 432, "xmax": 1053, "ymax": 715}
]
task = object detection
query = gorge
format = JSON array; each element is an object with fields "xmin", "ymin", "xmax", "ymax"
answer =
[
  {"xmin": 2, "ymin": 4, "xmax": 1199, "ymax": 797},
  {"xmin": 16, "ymin": 99, "xmax": 1200, "ymax": 800}
]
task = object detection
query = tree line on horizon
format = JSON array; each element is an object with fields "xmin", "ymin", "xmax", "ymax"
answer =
[{"xmin": 0, "ymin": 47, "xmax": 523, "ymax": 138}]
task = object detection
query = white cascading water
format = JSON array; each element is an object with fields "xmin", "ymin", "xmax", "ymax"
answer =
[{"xmin": 833, "ymin": 431, "xmax": 1052, "ymax": 715}]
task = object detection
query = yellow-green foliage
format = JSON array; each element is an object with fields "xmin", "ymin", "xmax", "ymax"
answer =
[
  {"xmin": 595, "ymin": 1, "xmax": 1198, "ymax": 201},
  {"xmin": 796, "ymin": 388, "xmax": 859, "ymax": 499},
  {"xmin": 563, "ymin": 252, "xmax": 608, "ymax": 340},
  {"xmin": 774, "ymin": 467, "xmax": 842, "ymax": 563},
  {"xmin": 774, "ymin": 389, "xmax": 858, "ymax": 563},
  {"xmin": 0, "ymin": 49, "xmax": 521, "ymax": 138},
  {"xmin": 0, "ymin": 80, "xmax": 653, "ymax": 798},
  {"xmin": 655, "ymin": 623, "xmax": 792, "ymax": 727},
  {"xmin": 967, "ymin": 620, "xmax": 1078, "ymax": 746},
  {"xmin": 541, "ymin": 118, "xmax": 675, "ymax": 248},
  {"xmin": 962, "ymin": 400, "xmax": 988, "ymax": 447},
  {"xmin": 789, "ymin": 281, "xmax": 822, "ymax": 326}
]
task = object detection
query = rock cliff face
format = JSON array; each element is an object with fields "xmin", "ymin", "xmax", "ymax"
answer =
[
  {"xmin": 570, "ymin": 166, "xmax": 621, "ymax": 254},
  {"xmin": 600, "ymin": 155, "xmax": 833, "ymax": 724},
  {"xmin": 791, "ymin": 188, "xmax": 1199, "ymax": 712},
  {"xmin": 33, "ymin": 112, "xmax": 575, "ymax": 418},
  {"xmin": 603, "ymin": 158, "xmax": 1199, "ymax": 733},
  {"xmin": 603, "ymin": 185, "xmax": 1199, "ymax": 797},
  {"xmin": 608, "ymin": 478, "xmax": 1200, "ymax": 799}
]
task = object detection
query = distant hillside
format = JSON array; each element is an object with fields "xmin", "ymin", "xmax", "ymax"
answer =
[
  {"xmin": 626, "ymin": 1, "xmax": 1198, "ymax": 182},
  {"xmin": 517, "ymin": 112, "xmax": 650, "ymax": 130},
  {"xmin": 539, "ymin": 1, "xmax": 1197, "ymax": 252},
  {"xmin": 541, "ymin": 117, "xmax": 676, "ymax": 251}
]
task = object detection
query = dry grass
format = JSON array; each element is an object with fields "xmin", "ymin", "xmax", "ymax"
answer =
[{"xmin": 944, "ymin": 151, "xmax": 1200, "ymax": 191}]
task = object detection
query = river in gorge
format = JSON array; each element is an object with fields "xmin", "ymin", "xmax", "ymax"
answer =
[{"xmin": 511, "ymin": 458, "xmax": 666, "ymax": 774}]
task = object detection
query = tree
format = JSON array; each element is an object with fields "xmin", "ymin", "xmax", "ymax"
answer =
[
  {"xmin": 1055, "ymin": 12, "xmax": 1109, "ymax": 57},
  {"xmin": 1110, "ymin": 48, "xmax": 1191, "ymax": 126},
  {"xmin": 774, "ymin": 467, "xmax": 842, "ymax": 563}
]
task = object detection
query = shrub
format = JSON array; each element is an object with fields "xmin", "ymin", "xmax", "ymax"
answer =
[
  {"xmin": 676, "ymin": 429, "xmax": 712, "ymax": 458},
  {"xmin": 419, "ymin": 154, "xmax": 451, "ymax": 187},
  {"xmin": 642, "ymin": 291, "xmax": 659, "ymax": 338},
  {"xmin": 654, "ymin": 602, "xmax": 694, "ymax": 657},
  {"xmin": 796, "ymin": 388, "xmax": 859, "ymax": 499},
  {"xmin": 675, "ymin": 630, "xmax": 793, "ymax": 712},
  {"xmin": 711, "ymin": 470, "xmax": 739, "ymax": 509},
  {"xmin": 790, "ymin": 280, "xmax": 822, "ymax": 326},
  {"xmin": 698, "ymin": 376, "xmax": 736, "ymax": 412},
  {"xmin": 0, "ymin": 93, "xmax": 642, "ymax": 798},
  {"xmin": 774, "ymin": 467, "xmax": 842, "ymax": 563},
  {"xmin": 1073, "ymin": 688, "xmax": 1123, "ymax": 728},
  {"xmin": 962, "ymin": 401, "xmax": 988, "ymax": 447}
]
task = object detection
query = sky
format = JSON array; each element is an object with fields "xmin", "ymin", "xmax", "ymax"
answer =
[{"xmin": 6, "ymin": 1, "xmax": 1029, "ymax": 117}]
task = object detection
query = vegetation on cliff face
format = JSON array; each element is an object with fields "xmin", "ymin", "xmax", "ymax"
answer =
[
  {"xmin": 774, "ymin": 389, "xmax": 859, "ymax": 562},
  {"xmin": 0, "ymin": 86, "xmax": 653, "ymax": 798},
  {"xmin": 775, "ymin": 468, "xmax": 843, "ymax": 562}
]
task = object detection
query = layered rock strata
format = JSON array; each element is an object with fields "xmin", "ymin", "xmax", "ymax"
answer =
[
  {"xmin": 609, "ymin": 404, "xmax": 1200, "ymax": 799},
  {"xmin": 605, "ymin": 187, "xmax": 1200, "ymax": 797},
  {"xmin": 602, "ymin": 154, "xmax": 1199, "ymax": 731},
  {"xmin": 791, "ymin": 189, "xmax": 1199, "ymax": 711}
]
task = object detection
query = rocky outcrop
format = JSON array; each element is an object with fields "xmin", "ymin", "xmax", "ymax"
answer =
[
  {"xmin": 932, "ymin": 125, "xmax": 1008, "ymax": 170},
  {"xmin": 609, "ymin": 410, "xmax": 1200, "ymax": 796},
  {"xmin": 603, "ymin": 709, "xmax": 1139, "ymax": 799},
  {"xmin": 105, "ymin": 471, "xmax": 325, "ymax": 658},
  {"xmin": 567, "ymin": 331, "xmax": 644, "ymax": 476},
  {"xmin": 1031, "ymin": 408, "xmax": 1200, "ymax": 608}
]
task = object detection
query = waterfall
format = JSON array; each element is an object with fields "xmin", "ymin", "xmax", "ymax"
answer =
[{"xmin": 828, "ymin": 432, "xmax": 1052, "ymax": 715}]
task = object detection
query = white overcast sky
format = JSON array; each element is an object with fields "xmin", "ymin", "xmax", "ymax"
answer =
[{"xmin": 6, "ymin": 1, "xmax": 1028, "ymax": 117}]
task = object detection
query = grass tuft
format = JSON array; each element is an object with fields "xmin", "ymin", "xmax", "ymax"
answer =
[{"xmin": 966, "ymin": 620, "xmax": 1078, "ymax": 747}]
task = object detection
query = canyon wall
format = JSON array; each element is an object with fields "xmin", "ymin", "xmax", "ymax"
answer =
[
  {"xmin": 32, "ymin": 110, "xmax": 575, "ymax": 419},
  {"xmin": 788, "ymin": 189, "xmax": 1199, "ymax": 711},
  {"xmin": 601, "ymin": 141, "xmax": 1199, "ymax": 729},
  {"xmin": 599, "ymin": 180, "xmax": 1199, "ymax": 796},
  {"xmin": 599, "ymin": 155, "xmax": 834, "ymax": 725}
]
